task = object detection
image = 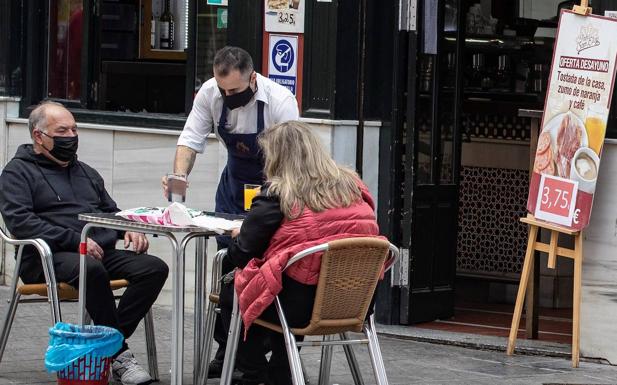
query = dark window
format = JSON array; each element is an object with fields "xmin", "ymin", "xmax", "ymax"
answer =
[
  {"xmin": 194, "ymin": 2, "xmax": 228, "ymax": 94},
  {"xmin": 47, "ymin": 0, "xmax": 83, "ymax": 100},
  {"xmin": 39, "ymin": 0, "xmax": 210, "ymax": 127},
  {"xmin": 0, "ymin": 1, "xmax": 24, "ymax": 97},
  {"xmin": 0, "ymin": 1, "xmax": 9, "ymax": 95},
  {"xmin": 6, "ymin": 1, "xmax": 232, "ymax": 128},
  {"xmin": 96, "ymin": 0, "xmax": 190, "ymax": 114}
]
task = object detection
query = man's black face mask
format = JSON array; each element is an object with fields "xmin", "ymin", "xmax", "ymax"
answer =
[
  {"xmin": 41, "ymin": 132, "xmax": 79, "ymax": 162},
  {"xmin": 219, "ymin": 84, "xmax": 256, "ymax": 110}
]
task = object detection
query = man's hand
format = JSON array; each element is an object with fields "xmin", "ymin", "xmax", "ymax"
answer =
[
  {"xmin": 231, "ymin": 227, "xmax": 241, "ymax": 238},
  {"xmin": 87, "ymin": 238, "xmax": 104, "ymax": 261},
  {"xmin": 124, "ymin": 231, "xmax": 149, "ymax": 254}
]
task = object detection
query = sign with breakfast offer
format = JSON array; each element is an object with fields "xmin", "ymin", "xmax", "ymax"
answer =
[
  {"xmin": 528, "ymin": 10, "xmax": 617, "ymax": 229},
  {"xmin": 264, "ymin": 0, "xmax": 304, "ymax": 33}
]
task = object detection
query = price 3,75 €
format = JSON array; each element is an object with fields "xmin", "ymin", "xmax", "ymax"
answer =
[{"xmin": 541, "ymin": 187, "xmax": 572, "ymax": 211}]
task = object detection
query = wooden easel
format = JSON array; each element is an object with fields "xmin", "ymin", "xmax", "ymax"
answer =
[
  {"xmin": 506, "ymin": 214, "xmax": 583, "ymax": 367},
  {"xmin": 508, "ymin": 0, "xmax": 592, "ymax": 368},
  {"xmin": 573, "ymin": 0, "xmax": 592, "ymax": 15}
]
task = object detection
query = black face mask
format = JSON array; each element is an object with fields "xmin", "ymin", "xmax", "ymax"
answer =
[
  {"xmin": 41, "ymin": 132, "xmax": 79, "ymax": 162},
  {"xmin": 219, "ymin": 85, "xmax": 255, "ymax": 110}
]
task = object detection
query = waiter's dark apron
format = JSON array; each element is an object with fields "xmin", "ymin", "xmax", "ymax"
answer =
[{"xmin": 214, "ymin": 100, "xmax": 266, "ymax": 248}]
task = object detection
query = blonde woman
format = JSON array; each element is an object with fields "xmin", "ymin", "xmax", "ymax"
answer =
[{"xmin": 219, "ymin": 121, "xmax": 381, "ymax": 385}]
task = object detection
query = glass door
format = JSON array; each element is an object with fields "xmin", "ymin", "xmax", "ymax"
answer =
[{"xmin": 403, "ymin": 0, "xmax": 463, "ymax": 324}]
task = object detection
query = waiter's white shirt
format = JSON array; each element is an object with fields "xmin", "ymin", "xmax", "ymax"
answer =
[{"xmin": 178, "ymin": 73, "xmax": 299, "ymax": 153}]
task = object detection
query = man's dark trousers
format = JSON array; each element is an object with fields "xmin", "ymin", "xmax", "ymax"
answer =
[{"xmin": 21, "ymin": 248, "xmax": 169, "ymax": 347}]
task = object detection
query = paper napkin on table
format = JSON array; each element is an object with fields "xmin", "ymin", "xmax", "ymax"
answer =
[{"xmin": 116, "ymin": 203, "xmax": 242, "ymax": 234}]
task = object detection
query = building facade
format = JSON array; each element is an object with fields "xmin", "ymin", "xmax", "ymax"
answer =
[{"xmin": 2, "ymin": 0, "xmax": 617, "ymax": 363}]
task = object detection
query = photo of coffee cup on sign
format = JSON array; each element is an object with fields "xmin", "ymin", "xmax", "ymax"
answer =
[{"xmin": 532, "ymin": 104, "xmax": 606, "ymax": 194}]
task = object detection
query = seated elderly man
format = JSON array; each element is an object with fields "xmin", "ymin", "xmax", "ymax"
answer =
[{"xmin": 0, "ymin": 101, "xmax": 168, "ymax": 385}]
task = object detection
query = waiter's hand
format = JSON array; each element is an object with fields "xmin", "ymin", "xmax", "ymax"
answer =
[
  {"xmin": 166, "ymin": 146, "xmax": 197, "ymax": 200},
  {"xmin": 161, "ymin": 175, "xmax": 190, "ymax": 200},
  {"xmin": 231, "ymin": 227, "xmax": 241, "ymax": 238},
  {"xmin": 161, "ymin": 175, "xmax": 170, "ymax": 200},
  {"xmin": 124, "ymin": 232, "xmax": 149, "ymax": 253}
]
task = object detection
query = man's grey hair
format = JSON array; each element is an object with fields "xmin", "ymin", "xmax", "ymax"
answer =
[
  {"xmin": 213, "ymin": 46, "xmax": 254, "ymax": 80},
  {"xmin": 28, "ymin": 100, "xmax": 64, "ymax": 138}
]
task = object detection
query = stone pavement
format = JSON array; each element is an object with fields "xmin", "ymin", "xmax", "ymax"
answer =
[{"xmin": 0, "ymin": 285, "xmax": 615, "ymax": 385}]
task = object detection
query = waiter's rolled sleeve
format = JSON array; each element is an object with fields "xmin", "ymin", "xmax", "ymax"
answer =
[
  {"xmin": 273, "ymin": 94, "xmax": 300, "ymax": 123},
  {"xmin": 177, "ymin": 86, "xmax": 214, "ymax": 153}
]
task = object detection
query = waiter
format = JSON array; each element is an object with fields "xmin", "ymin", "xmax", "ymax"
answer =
[
  {"xmin": 166, "ymin": 46, "xmax": 298, "ymax": 216},
  {"xmin": 163, "ymin": 46, "xmax": 299, "ymax": 379}
]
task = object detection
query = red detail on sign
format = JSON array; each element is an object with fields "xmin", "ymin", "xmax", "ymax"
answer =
[
  {"xmin": 538, "ymin": 176, "xmax": 577, "ymax": 217},
  {"xmin": 262, "ymin": 31, "xmax": 303, "ymax": 110},
  {"xmin": 528, "ymin": 172, "xmax": 593, "ymax": 230},
  {"xmin": 79, "ymin": 242, "xmax": 87, "ymax": 255}
]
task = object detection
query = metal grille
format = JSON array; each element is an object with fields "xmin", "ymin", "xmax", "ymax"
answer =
[
  {"xmin": 456, "ymin": 166, "xmax": 529, "ymax": 276},
  {"xmin": 462, "ymin": 113, "xmax": 530, "ymax": 141}
]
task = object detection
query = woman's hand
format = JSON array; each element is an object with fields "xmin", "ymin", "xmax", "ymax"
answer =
[{"xmin": 231, "ymin": 227, "xmax": 241, "ymax": 238}]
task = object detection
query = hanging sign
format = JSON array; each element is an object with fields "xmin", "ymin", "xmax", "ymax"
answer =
[
  {"xmin": 527, "ymin": 10, "xmax": 617, "ymax": 229},
  {"xmin": 217, "ymin": 8, "xmax": 228, "ymax": 29},
  {"xmin": 264, "ymin": 0, "xmax": 305, "ymax": 33}
]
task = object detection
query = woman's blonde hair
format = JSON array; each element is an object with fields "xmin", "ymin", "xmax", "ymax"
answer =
[{"xmin": 258, "ymin": 121, "xmax": 362, "ymax": 219}]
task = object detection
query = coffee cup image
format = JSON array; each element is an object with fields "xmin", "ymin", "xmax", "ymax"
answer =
[{"xmin": 570, "ymin": 147, "xmax": 600, "ymax": 194}]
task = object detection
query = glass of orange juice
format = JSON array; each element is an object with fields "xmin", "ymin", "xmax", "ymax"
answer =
[
  {"xmin": 585, "ymin": 104, "xmax": 607, "ymax": 155},
  {"xmin": 244, "ymin": 184, "xmax": 261, "ymax": 211}
]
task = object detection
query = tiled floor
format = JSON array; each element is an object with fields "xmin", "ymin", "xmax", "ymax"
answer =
[
  {"xmin": 415, "ymin": 302, "xmax": 573, "ymax": 344},
  {"xmin": 0, "ymin": 286, "xmax": 615, "ymax": 385}
]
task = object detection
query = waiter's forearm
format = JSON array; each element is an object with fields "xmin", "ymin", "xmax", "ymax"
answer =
[{"xmin": 174, "ymin": 145, "xmax": 197, "ymax": 176}]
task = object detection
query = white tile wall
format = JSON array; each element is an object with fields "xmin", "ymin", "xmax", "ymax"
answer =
[
  {"xmin": 581, "ymin": 142, "xmax": 617, "ymax": 364},
  {"xmin": 0, "ymin": 108, "xmax": 386, "ymax": 314},
  {"xmin": 111, "ymin": 130, "xmax": 223, "ymax": 307}
]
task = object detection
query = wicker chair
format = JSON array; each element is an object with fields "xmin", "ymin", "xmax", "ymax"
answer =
[
  {"xmin": 216, "ymin": 237, "xmax": 399, "ymax": 385},
  {"xmin": 0, "ymin": 227, "xmax": 159, "ymax": 380}
]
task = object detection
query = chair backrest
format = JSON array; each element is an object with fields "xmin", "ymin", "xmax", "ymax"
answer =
[
  {"xmin": 0, "ymin": 224, "xmax": 57, "ymax": 293},
  {"xmin": 298, "ymin": 237, "xmax": 392, "ymax": 335},
  {"xmin": 0, "ymin": 226, "xmax": 9, "ymax": 242}
]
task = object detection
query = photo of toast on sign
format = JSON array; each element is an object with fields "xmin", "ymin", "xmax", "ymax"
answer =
[
  {"xmin": 268, "ymin": 0, "xmax": 290, "ymax": 10},
  {"xmin": 533, "ymin": 111, "xmax": 587, "ymax": 178}
]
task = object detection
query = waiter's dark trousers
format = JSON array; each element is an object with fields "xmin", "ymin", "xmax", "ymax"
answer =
[{"xmin": 20, "ymin": 249, "xmax": 169, "ymax": 353}]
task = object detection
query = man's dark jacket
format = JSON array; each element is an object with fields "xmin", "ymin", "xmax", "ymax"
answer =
[{"xmin": 0, "ymin": 144, "xmax": 122, "ymax": 276}]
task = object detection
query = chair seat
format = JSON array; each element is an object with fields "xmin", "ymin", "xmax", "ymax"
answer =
[
  {"xmin": 18, "ymin": 279, "xmax": 129, "ymax": 300},
  {"xmin": 254, "ymin": 317, "xmax": 364, "ymax": 335},
  {"xmin": 208, "ymin": 294, "xmax": 363, "ymax": 336}
]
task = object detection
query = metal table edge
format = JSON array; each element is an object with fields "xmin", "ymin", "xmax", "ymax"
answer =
[{"xmin": 78, "ymin": 213, "xmax": 221, "ymax": 234}]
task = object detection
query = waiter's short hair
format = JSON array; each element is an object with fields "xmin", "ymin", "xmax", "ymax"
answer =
[{"xmin": 213, "ymin": 46, "xmax": 254, "ymax": 79}]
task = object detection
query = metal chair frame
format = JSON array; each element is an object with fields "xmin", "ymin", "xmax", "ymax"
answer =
[
  {"xmin": 197, "ymin": 249, "xmax": 315, "ymax": 384},
  {"xmin": 0, "ymin": 228, "xmax": 159, "ymax": 380},
  {"xmin": 213, "ymin": 238, "xmax": 399, "ymax": 385}
]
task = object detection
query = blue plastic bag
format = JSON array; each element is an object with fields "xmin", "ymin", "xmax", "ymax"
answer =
[{"xmin": 45, "ymin": 322, "xmax": 124, "ymax": 373}]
